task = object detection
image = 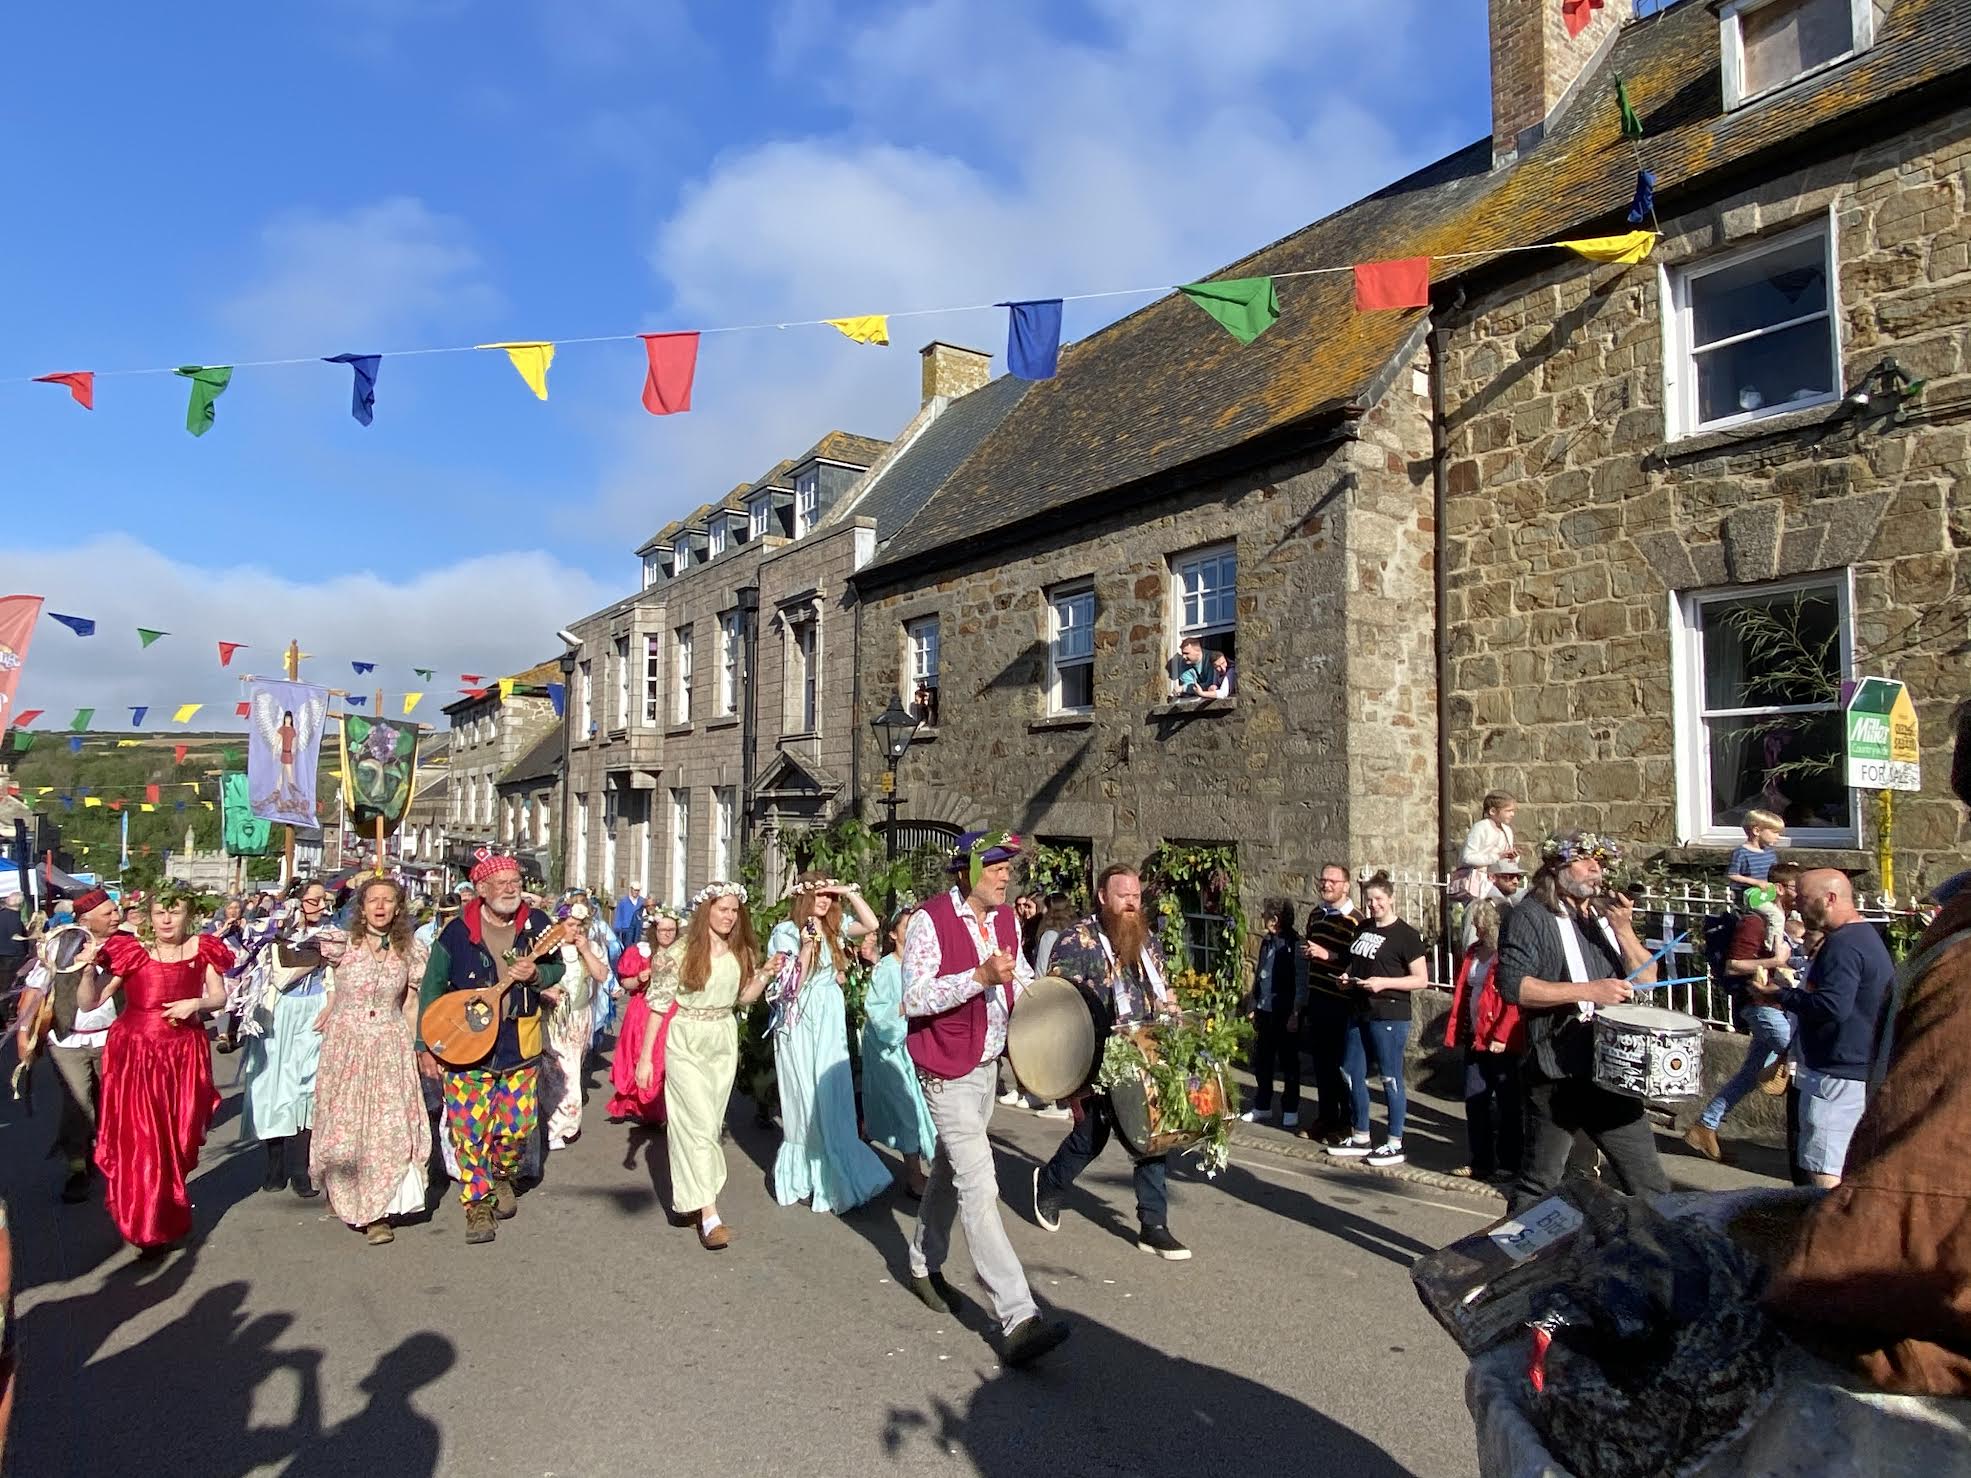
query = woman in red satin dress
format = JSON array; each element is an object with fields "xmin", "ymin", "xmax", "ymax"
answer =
[
  {"xmin": 607, "ymin": 912, "xmax": 679, "ymax": 1125},
  {"xmin": 76, "ymin": 893, "xmax": 229, "ymax": 1251}
]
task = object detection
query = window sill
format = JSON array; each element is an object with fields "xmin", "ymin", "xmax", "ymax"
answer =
[
  {"xmin": 907, "ymin": 727, "xmax": 938, "ymax": 745},
  {"xmin": 704, "ymin": 716, "xmax": 740, "ymax": 732},
  {"xmin": 779, "ymin": 731, "xmax": 821, "ymax": 745},
  {"xmin": 666, "ymin": 723, "xmax": 694, "ymax": 738},
  {"xmin": 1653, "ymin": 401, "xmax": 1846, "ymax": 466},
  {"xmin": 1148, "ymin": 697, "xmax": 1238, "ymax": 720},
  {"xmin": 1658, "ymin": 842, "xmax": 1866, "ymax": 868},
  {"xmin": 1030, "ymin": 713, "xmax": 1094, "ymax": 733}
]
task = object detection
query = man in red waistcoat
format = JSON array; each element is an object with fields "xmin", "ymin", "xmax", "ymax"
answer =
[{"xmin": 902, "ymin": 829, "xmax": 1070, "ymax": 1368}]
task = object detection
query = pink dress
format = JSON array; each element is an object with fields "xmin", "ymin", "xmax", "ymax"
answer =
[
  {"xmin": 607, "ymin": 945, "xmax": 676, "ymax": 1125},
  {"xmin": 309, "ymin": 939, "xmax": 431, "ymax": 1227}
]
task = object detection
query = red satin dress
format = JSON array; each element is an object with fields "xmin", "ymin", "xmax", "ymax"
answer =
[
  {"xmin": 606, "ymin": 945, "xmax": 675, "ymax": 1125},
  {"xmin": 94, "ymin": 933, "xmax": 226, "ymax": 1248}
]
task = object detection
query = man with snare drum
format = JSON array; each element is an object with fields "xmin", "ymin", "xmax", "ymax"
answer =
[{"xmin": 1495, "ymin": 832, "xmax": 1670, "ymax": 1216}]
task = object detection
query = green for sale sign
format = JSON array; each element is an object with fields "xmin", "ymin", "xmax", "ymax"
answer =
[{"xmin": 1845, "ymin": 676, "xmax": 1921, "ymax": 791}]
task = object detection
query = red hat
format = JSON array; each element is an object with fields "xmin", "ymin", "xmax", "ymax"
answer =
[
  {"xmin": 72, "ymin": 887, "xmax": 112, "ymax": 915},
  {"xmin": 468, "ymin": 847, "xmax": 521, "ymax": 885}
]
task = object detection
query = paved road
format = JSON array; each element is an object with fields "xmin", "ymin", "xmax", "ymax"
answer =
[{"xmin": 4, "ymin": 1047, "xmax": 1547, "ymax": 1477}]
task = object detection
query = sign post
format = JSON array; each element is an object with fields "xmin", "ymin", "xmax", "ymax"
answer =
[{"xmin": 1845, "ymin": 676, "xmax": 1921, "ymax": 901}]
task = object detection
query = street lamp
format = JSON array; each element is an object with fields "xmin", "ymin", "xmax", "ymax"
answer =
[{"xmin": 870, "ymin": 694, "xmax": 923, "ymax": 857}]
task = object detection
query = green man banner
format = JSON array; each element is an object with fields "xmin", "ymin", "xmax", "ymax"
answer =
[{"xmin": 221, "ymin": 771, "xmax": 275, "ymax": 857}]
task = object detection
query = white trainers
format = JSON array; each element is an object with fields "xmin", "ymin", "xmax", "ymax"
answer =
[
  {"xmin": 997, "ymin": 1090, "xmax": 1023, "ymax": 1106},
  {"xmin": 1325, "ymin": 1134, "xmax": 1373, "ymax": 1159},
  {"xmin": 1237, "ymin": 1109, "xmax": 1268, "ymax": 1124},
  {"xmin": 1280, "ymin": 1111, "xmax": 1299, "ymax": 1130},
  {"xmin": 1034, "ymin": 1104, "xmax": 1071, "ymax": 1120},
  {"xmin": 1366, "ymin": 1140, "xmax": 1406, "ymax": 1167}
]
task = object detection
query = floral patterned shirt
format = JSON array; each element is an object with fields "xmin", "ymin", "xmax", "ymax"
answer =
[
  {"xmin": 901, "ymin": 888, "xmax": 1034, "ymax": 1063},
  {"xmin": 1047, "ymin": 916, "xmax": 1171, "ymax": 1027}
]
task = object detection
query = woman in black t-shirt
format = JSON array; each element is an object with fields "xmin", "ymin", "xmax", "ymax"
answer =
[{"xmin": 1325, "ymin": 872, "xmax": 1428, "ymax": 1167}]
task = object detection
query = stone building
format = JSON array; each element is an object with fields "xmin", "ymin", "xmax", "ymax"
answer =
[
  {"xmin": 437, "ymin": 658, "xmax": 562, "ymax": 874},
  {"xmin": 495, "ymin": 728, "xmax": 562, "ymax": 883},
  {"xmin": 559, "ymin": 343, "xmax": 1024, "ymax": 904},
  {"xmin": 852, "ymin": 0, "xmax": 1971, "ymax": 926}
]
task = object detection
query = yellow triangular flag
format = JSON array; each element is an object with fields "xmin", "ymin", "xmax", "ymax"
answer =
[
  {"xmin": 35, "ymin": 786, "xmax": 51, "ymax": 795},
  {"xmin": 202, "ymin": 801, "xmax": 215, "ymax": 810},
  {"xmin": 403, "ymin": 692, "xmax": 423, "ymax": 715},
  {"xmin": 824, "ymin": 315, "xmax": 890, "ymax": 346},
  {"xmin": 478, "ymin": 341, "xmax": 555, "ymax": 399},
  {"xmin": 173, "ymin": 703, "xmax": 202, "ymax": 723},
  {"xmin": 1559, "ymin": 230, "xmax": 1657, "ymax": 265},
  {"xmin": 498, "ymin": 677, "xmax": 515, "ymax": 700},
  {"xmin": 84, "ymin": 797, "xmax": 102, "ymax": 808},
  {"xmin": 141, "ymin": 802, "xmax": 156, "ymax": 812},
  {"xmin": 115, "ymin": 739, "xmax": 139, "ymax": 748}
]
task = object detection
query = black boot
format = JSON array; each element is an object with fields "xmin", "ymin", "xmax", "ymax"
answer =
[
  {"xmin": 261, "ymin": 1137, "xmax": 288, "ymax": 1193},
  {"xmin": 291, "ymin": 1128, "xmax": 320, "ymax": 1199}
]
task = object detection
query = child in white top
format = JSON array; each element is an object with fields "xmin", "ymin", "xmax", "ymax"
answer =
[{"xmin": 1461, "ymin": 792, "xmax": 1519, "ymax": 870}]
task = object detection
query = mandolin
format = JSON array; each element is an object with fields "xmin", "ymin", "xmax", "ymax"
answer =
[{"xmin": 419, "ymin": 907, "xmax": 584, "ymax": 1068}]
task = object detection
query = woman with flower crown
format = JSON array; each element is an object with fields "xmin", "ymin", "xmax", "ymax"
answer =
[
  {"xmin": 766, "ymin": 874, "xmax": 894, "ymax": 1213},
  {"xmin": 638, "ymin": 882, "xmax": 768, "ymax": 1250}
]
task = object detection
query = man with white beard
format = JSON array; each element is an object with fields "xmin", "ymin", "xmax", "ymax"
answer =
[{"xmin": 1032, "ymin": 864, "xmax": 1191, "ymax": 1260}]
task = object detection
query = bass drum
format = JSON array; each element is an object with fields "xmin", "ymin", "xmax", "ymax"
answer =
[{"xmin": 1005, "ymin": 975, "xmax": 1108, "ymax": 1103}]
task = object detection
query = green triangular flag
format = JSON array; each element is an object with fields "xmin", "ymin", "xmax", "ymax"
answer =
[
  {"xmin": 414, "ymin": 667, "xmax": 435, "ymax": 681},
  {"xmin": 1179, "ymin": 276, "xmax": 1280, "ymax": 345},
  {"xmin": 70, "ymin": 707, "xmax": 94, "ymax": 731},
  {"xmin": 223, "ymin": 747, "xmax": 241, "ymax": 767},
  {"xmin": 1615, "ymin": 75, "xmax": 1643, "ymax": 138},
  {"xmin": 137, "ymin": 627, "xmax": 168, "ymax": 648},
  {"xmin": 13, "ymin": 732, "xmax": 34, "ymax": 753},
  {"xmin": 176, "ymin": 364, "xmax": 234, "ymax": 437}
]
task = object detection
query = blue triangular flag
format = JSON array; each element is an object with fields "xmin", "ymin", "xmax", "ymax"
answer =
[
  {"xmin": 175, "ymin": 800, "xmax": 186, "ymax": 812},
  {"xmin": 1626, "ymin": 169, "xmax": 1657, "ymax": 226},
  {"xmin": 78, "ymin": 786, "xmax": 90, "ymax": 796},
  {"xmin": 346, "ymin": 695, "xmax": 367, "ymax": 707},
  {"xmin": 325, "ymin": 353, "xmax": 381, "ymax": 427},
  {"xmin": 1000, "ymin": 299, "xmax": 1063, "ymax": 380},
  {"xmin": 546, "ymin": 682, "xmax": 566, "ymax": 718},
  {"xmin": 48, "ymin": 612, "xmax": 95, "ymax": 637},
  {"xmin": 130, "ymin": 706, "xmax": 147, "ymax": 726},
  {"xmin": 352, "ymin": 661, "xmax": 375, "ymax": 674},
  {"xmin": 60, "ymin": 795, "xmax": 74, "ymax": 810},
  {"xmin": 68, "ymin": 737, "xmax": 83, "ymax": 753}
]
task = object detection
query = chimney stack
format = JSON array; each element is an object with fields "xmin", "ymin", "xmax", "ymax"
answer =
[
  {"xmin": 1490, "ymin": 0, "xmax": 1628, "ymax": 168},
  {"xmin": 919, "ymin": 341, "xmax": 992, "ymax": 406}
]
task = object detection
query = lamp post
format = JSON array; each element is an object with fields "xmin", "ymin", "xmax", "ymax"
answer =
[{"xmin": 870, "ymin": 695, "xmax": 923, "ymax": 858}]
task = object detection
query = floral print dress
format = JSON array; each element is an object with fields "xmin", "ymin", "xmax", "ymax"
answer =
[{"xmin": 309, "ymin": 939, "xmax": 431, "ymax": 1227}]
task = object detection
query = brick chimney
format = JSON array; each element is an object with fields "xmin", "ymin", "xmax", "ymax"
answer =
[
  {"xmin": 919, "ymin": 341, "xmax": 991, "ymax": 406},
  {"xmin": 1490, "ymin": 0, "xmax": 1627, "ymax": 167}
]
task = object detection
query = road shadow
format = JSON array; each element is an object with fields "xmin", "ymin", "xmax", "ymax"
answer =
[
  {"xmin": 1206, "ymin": 1160, "xmax": 1437, "ymax": 1267},
  {"xmin": 278, "ymin": 1331, "xmax": 453, "ymax": 1477},
  {"xmin": 880, "ymin": 1303, "xmax": 1417, "ymax": 1476}
]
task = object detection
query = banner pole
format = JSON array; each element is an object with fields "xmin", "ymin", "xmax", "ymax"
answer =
[{"xmin": 281, "ymin": 641, "xmax": 299, "ymax": 885}]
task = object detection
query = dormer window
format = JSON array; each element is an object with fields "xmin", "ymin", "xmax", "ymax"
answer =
[
  {"xmin": 1721, "ymin": 0, "xmax": 1871, "ymax": 110},
  {"xmin": 749, "ymin": 494, "xmax": 771, "ymax": 540},
  {"xmin": 710, "ymin": 521, "xmax": 728, "ymax": 557},
  {"xmin": 795, "ymin": 471, "xmax": 820, "ymax": 536}
]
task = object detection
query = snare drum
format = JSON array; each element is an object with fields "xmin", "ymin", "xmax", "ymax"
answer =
[{"xmin": 1592, "ymin": 1004, "xmax": 1705, "ymax": 1101}]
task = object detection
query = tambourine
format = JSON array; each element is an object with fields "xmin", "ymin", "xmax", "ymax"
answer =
[{"xmin": 37, "ymin": 923, "xmax": 94, "ymax": 973}]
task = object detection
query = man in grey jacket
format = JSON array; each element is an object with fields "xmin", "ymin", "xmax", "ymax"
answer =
[{"xmin": 1494, "ymin": 832, "xmax": 1670, "ymax": 1215}]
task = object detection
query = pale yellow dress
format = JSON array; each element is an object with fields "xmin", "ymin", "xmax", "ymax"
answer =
[{"xmin": 661, "ymin": 945, "xmax": 741, "ymax": 1213}]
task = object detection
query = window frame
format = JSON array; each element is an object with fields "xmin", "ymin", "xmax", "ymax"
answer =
[
  {"xmin": 713, "ymin": 786, "xmax": 736, "ymax": 881},
  {"xmin": 719, "ymin": 611, "xmax": 741, "ymax": 716},
  {"xmin": 577, "ymin": 660, "xmax": 593, "ymax": 737},
  {"xmin": 1047, "ymin": 581, "xmax": 1096, "ymax": 716},
  {"xmin": 612, "ymin": 635, "xmax": 630, "ymax": 729},
  {"xmin": 1720, "ymin": 0, "xmax": 1871, "ymax": 111},
  {"xmin": 642, "ymin": 633, "xmax": 660, "ymax": 726},
  {"xmin": 669, "ymin": 787, "xmax": 690, "ymax": 907},
  {"xmin": 795, "ymin": 471, "xmax": 819, "ymax": 536},
  {"xmin": 1668, "ymin": 569, "xmax": 1859, "ymax": 848},
  {"xmin": 1170, "ymin": 542, "xmax": 1239, "ymax": 645},
  {"xmin": 905, "ymin": 615, "xmax": 940, "ymax": 727},
  {"xmin": 1661, "ymin": 213, "xmax": 1842, "ymax": 440},
  {"xmin": 674, "ymin": 625, "xmax": 694, "ymax": 725},
  {"xmin": 749, "ymin": 495, "xmax": 771, "ymax": 540}
]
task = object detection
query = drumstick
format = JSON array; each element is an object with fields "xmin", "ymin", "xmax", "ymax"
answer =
[
  {"xmin": 1625, "ymin": 930, "xmax": 1688, "ymax": 983},
  {"xmin": 1625, "ymin": 975, "xmax": 1708, "ymax": 992}
]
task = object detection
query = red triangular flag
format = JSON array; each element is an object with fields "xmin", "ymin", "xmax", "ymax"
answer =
[
  {"xmin": 145, "ymin": 783, "xmax": 160, "ymax": 804},
  {"xmin": 1354, "ymin": 257, "xmax": 1432, "ymax": 311},
  {"xmin": 218, "ymin": 640, "xmax": 246, "ymax": 666},
  {"xmin": 639, "ymin": 332, "xmax": 699, "ymax": 416},
  {"xmin": 235, "ymin": 701, "xmax": 250, "ymax": 718},
  {"xmin": 460, "ymin": 674, "xmax": 484, "ymax": 684},
  {"xmin": 108, "ymin": 799, "xmax": 123, "ymax": 811},
  {"xmin": 1561, "ymin": 0, "xmax": 1605, "ymax": 41},
  {"xmin": 14, "ymin": 709, "xmax": 41, "ymax": 727},
  {"xmin": 33, "ymin": 371, "xmax": 94, "ymax": 409},
  {"xmin": 174, "ymin": 744, "xmax": 188, "ymax": 764}
]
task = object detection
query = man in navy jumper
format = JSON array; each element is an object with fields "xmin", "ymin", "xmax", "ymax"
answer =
[{"xmin": 1751, "ymin": 868, "xmax": 1894, "ymax": 1187}]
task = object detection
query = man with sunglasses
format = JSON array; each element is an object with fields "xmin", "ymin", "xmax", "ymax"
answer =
[{"xmin": 1293, "ymin": 864, "xmax": 1361, "ymax": 1144}]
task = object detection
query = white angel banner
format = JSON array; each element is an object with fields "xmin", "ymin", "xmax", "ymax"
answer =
[{"xmin": 245, "ymin": 678, "xmax": 329, "ymax": 828}]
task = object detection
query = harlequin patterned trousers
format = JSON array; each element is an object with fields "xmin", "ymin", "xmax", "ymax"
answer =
[{"xmin": 442, "ymin": 1066, "xmax": 538, "ymax": 1206}]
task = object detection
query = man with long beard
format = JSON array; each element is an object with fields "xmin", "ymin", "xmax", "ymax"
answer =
[{"xmin": 1032, "ymin": 864, "xmax": 1190, "ymax": 1259}]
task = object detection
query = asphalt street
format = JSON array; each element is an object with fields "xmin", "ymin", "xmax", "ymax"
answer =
[{"xmin": 3, "ymin": 1045, "xmax": 1539, "ymax": 1478}]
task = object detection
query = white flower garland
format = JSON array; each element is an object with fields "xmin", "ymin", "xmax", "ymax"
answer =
[
  {"xmin": 788, "ymin": 876, "xmax": 859, "ymax": 897},
  {"xmin": 687, "ymin": 881, "xmax": 748, "ymax": 911}
]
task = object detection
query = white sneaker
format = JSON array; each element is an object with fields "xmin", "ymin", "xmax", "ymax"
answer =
[
  {"xmin": 1237, "ymin": 1109, "xmax": 1265, "ymax": 1123},
  {"xmin": 1280, "ymin": 1112, "xmax": 1299, "ymax": 1130},
  {"xmin": 1326, "ymin": 1134, "xmax": 1373, "ymax": 1159},
  {"xmin": 997, "ymin": 1090, "xmax": 1023, "ymax": 1106},
  {"xmin": 1034, "ymin": 1104, "xmax": 1071, "ymax": 1120},
  {"xmin": 1366, "ymin": 1140, "xmax": 1406, "ymax": 1167}
]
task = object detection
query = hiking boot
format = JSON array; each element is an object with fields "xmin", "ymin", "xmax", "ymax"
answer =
[
  {"xmin": 464, "ymin": 1199, "xmax": 497, "ymax": 1244},
  {"xmin": 1137, "ymin": 1224, "xmax": 1192, "ymax": 1260},
  {"xmin": 261, "ymin": 1139, "xmax": 288, "ymax": 1193},
  {"xmin": 1001, "ymin": 1316, "xmax": 1071, "ymax": 1369},
  {"xmin": 1683, "ymin": 1123, "xmax": 1725, "ymax": 1163},
  {"xmin": 908, "ymin": 1272, "xmax": 962, "ymax": 1315},
  {"xmin": 1032, "ymin": 1167, "xmax": 1062, "ymax": 1232},
  {"xmin": 490, "ymin": 1177, "xmax": 518, "ymax": 1220}
]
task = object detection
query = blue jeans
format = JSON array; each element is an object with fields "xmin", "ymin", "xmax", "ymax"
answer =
[
  {"xmin": 1699, "ymin": 1005, "xmax": 1793, "ymax": 1130},
  {"xmin": 1342, "ymin": 1017, "xmax": 1410, "ymax": 1140}
]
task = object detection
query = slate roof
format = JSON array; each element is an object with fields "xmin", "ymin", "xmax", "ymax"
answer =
[
  {"xmin": 841, "ymin": 373, "xmax": 1029, "ymax": 545},
  {"xmin": 631, "ymin": 435, "xmax": 885, "ymax": 556},
  {"xmin": 867, "ymin": 0, "xmax": 1971, "ymax": 576},
  {"xmin": 802, "ymin": 431, "xmax": 890, "ymax": 468},
  {"xmin": 498, "ymin": 729, "xmax": 562, "ymax": 789}
]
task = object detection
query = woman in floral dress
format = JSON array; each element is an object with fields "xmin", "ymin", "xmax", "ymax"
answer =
[{"xmin": 308, "ymin": 877, "xmax": 430, "ymax": 1245}]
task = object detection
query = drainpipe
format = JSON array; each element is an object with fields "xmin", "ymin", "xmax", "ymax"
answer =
[
  {"xmin": 738, "ymin": 586, "xmax": 761, "ymax": 846},
  {"xmin": 557, "ymin": 649, "xmax": 578, "ymax": 891},
  {"xmin": 850, "ymin": 594, "xmax": 864, "ymax": 822},
  {"xmin": 1428, "ymin": 316, "xmax": 1454, "ymax": 881}
]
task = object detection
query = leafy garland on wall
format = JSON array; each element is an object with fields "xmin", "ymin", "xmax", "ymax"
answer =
[
  {"xmin": 1022, "ymin": 839, "xmax": 1093, "ymax": 909},
  {"xmin": 1141, "ymin": 841, "xmax": 1251, "ymax": 1060}
]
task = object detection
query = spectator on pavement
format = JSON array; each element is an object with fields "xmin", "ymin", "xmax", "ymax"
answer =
[
  {"xmin": 1729, "ymin": 809, "xmax": 1789, "ymax": 948},
  {"xmin": 1461, "ymin": 858, "xmax": 1526, "ymax": 949},
  {"xmin": 1325, "ymin": 872, "xmax": 1427, "ymax": 1168},
  {"xmin": 1446, "ymin": 899, "xmax": 1522, "ymax": 1183},
  {"xmin": 1294, "ymin": 863, "xmax": 1361, "ymax": 1144},
  {"xmin": 1032, "ymin": 893, "xmax": 1075, "ymax": 976},
  {"xmin": 612, "ymin": 884, "xmax": 643, "ymax": 952},
  {"xmin": 1241, "ymin": 900, "xmax": 1303, "ymax": 1128}
]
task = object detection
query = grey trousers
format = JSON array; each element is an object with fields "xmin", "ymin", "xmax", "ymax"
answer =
[
  {"xmin": 48, "ymin": 1041, "xmax": 103, "ymax": 1165},
  {"xmin": 909, "ymin": 1060, "xmax": 1037, "ymax": 1334}
]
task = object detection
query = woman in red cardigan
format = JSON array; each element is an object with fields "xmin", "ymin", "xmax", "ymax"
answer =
[{"xmin": 1445, "ymin": 899, "xmax": 1525, "ymax": 1184}]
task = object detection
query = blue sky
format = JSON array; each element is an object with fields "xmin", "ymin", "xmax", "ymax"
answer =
[{"xmin": 1, "ymin": 0, "xmax": 1490, "ymax": 722}]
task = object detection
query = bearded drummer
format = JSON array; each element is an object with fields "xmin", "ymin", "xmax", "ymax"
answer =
[
  {"xmin": 1494, "ymin": 831, "xmax": 1669, "ymax": 1215},
  {"xmin": 1031, "ymin": 864, "xmax": 1191, "ymax": 1261}
]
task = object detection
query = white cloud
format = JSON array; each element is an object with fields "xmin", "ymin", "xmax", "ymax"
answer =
[
  {"xmin": 218, "ymin": 197, "xmax": 499, "ymax": 356},
  {"xmin": 0, "ymin": 536, "xmax": 609, "ymax": 726}
]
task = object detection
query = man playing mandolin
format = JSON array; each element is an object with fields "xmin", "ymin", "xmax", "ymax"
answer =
[{"xmin": 416, "ymin": 847, "xmax": 567, "ymax": 1244}]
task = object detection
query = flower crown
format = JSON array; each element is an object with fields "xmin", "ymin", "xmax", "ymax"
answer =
[
  {"xmin": 1543, "ymin": 831, "xmax": 1625, "ymax": 866},
  {"xmin": 688, "ymin": 881, "xmax": 748, "ymax": 911},
  {"xmin": 789, "ymin": 876, "xmax": 859, "ymax": 897}
]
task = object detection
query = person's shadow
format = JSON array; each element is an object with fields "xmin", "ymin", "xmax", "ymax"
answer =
[
  {"xmin": 279, "ymin": 1332, "xmax": 454, "ymax": 1477},
  {"xmin": 880, "ymin": 1303, "xmax": 1416, "ymax": 1475}
]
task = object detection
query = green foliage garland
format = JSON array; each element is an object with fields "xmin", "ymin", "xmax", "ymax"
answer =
[
  {"xmin": 1022, "ymin": 840, "xmax": 1092, "ymax": 908},
  {"xmin": 1140, "ymin": 841, "xmax": 1250, "ymax": 1054}
]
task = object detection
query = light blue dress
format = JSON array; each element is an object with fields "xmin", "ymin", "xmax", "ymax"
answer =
[
  {"xmin": 859, "ymin": 954, "xmax": 936, "ymax": 1158},
  {"xmin": 769, "ymin": 920, "xmax": 892, "ymax": 1213}
]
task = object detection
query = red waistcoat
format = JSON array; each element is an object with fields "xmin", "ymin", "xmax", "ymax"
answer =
[{"xmin": 906, "ymin": 889, "xmax": 1018, "ymax": 1080}]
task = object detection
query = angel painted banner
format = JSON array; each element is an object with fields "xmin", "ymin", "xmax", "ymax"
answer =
[
  {"xmin": 246, "ymin": 678, "xmax": 328, "ymax": 828},
  {"xmin": 339, "ymin": 714, "xmax": 418, "ymax": 835}
]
